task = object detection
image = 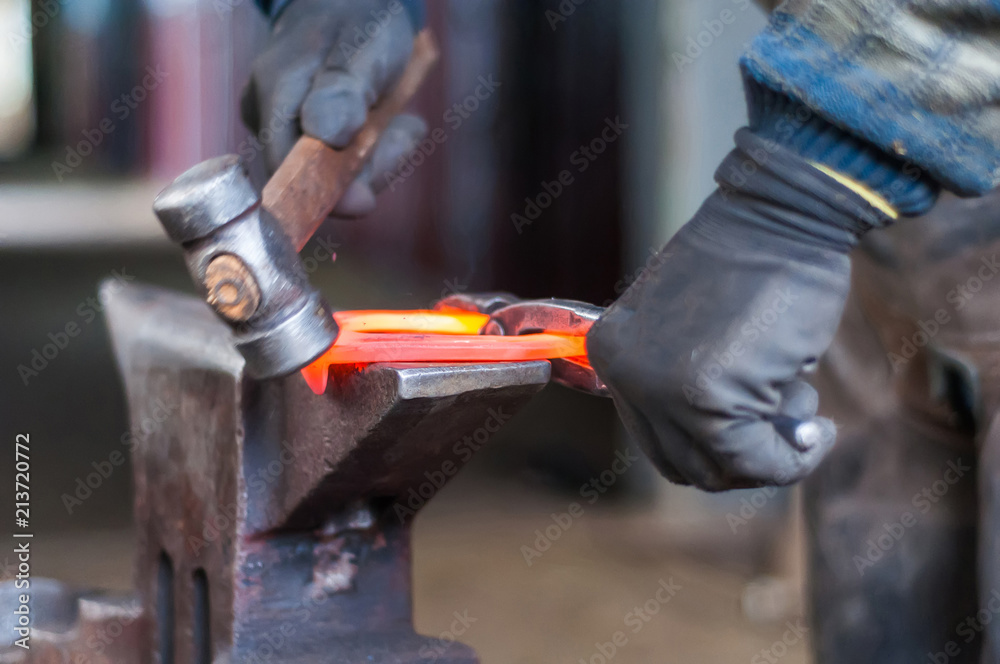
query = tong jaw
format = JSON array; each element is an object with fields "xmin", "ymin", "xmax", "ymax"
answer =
[{"xmin": 435, "ymin": 294, "xmax": 609, "ymax": 397}]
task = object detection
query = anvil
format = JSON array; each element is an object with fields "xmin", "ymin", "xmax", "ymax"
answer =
[{"xmin": 1, "ymin": 282, "xmax": 554, "ymax": 663}]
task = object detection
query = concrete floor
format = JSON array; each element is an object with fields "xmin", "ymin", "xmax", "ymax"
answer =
[
  {"xmin": 414, "ymin": 476, "xmax": 809, "ymax": 664},
  {"xmin": 19, "ymin": 472, "xmax": 809, "ymax": 664}
]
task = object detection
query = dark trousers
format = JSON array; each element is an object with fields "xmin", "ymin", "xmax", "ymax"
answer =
[{"xmin": 808, "ymin": 192, "xmax": 1000, "ymax": 663}]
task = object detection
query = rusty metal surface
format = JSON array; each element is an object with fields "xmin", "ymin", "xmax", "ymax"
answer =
[
  {"xmin": 4, "ymin": 281, "xmax": 553, "ymax": 663},
  {"xmin": 153, "ymin": 155, "xmax": 338, "ymax": 380}
]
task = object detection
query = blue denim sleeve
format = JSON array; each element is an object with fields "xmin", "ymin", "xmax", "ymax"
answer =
[
  {"xmin": 254, "ymin": 0, "xmax": 424, "ymax": 27},
  {"xmin": 742, "ymin": 0, "xmax": 1000, "ymax": 196}
]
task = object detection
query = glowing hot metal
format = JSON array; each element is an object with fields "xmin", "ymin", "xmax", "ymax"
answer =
[{"xmin": 300, "ymin": 309, "xmax": 591, "ymax": 394}]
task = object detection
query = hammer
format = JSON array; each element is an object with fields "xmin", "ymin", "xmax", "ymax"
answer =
[{"xmin": 153, "ymin": 31, "xmax": 438, "ymax": 379}]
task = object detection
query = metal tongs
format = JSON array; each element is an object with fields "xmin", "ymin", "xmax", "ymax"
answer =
[{"xmin": 435, "ymin": 293, "xmax": 609, "ymax": 397}]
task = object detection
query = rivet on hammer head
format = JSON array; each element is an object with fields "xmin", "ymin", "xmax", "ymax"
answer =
[{"xmin": 205, "ymin": 254, "xmax": 262, "ymax": 323}]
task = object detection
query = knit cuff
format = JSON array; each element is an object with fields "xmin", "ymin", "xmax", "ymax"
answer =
[{"xmin": 745, "ymin": 81, "xmax": 939, "ymax": 217}]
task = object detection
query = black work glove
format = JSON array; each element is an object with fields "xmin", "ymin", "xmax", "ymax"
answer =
[
  {"xmin": 242, "ymin": 0, "xmax": 426, "ymax": 217},
  {"xmin": 588, "ymin": 129, "xmax": 893, "ymax": 491}
]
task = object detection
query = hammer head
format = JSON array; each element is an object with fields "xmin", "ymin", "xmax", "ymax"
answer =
[{"xmin": 153, "ymin": 155, "xmax": 338, "ymax": 379}]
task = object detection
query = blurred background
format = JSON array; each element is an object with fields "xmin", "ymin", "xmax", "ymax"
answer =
[{"xmin": 0, "ymin": 0, "xmax": 809, "ymax": 661}]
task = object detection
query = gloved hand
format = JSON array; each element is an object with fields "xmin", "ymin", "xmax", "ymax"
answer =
[
  {"xmin": 242, "ymin": 0, "xmax": 426, "ymax": 217},
  {"xmin": 587, "ymin": 129, "xmax": 893, "ymax": 491}
]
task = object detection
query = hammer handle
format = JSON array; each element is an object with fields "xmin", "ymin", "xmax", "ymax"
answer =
[{"xmin": 261, "ymin": 30, "xmax": 439, "ymax": 252}]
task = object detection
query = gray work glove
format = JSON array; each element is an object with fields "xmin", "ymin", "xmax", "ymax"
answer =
[
  {"xmin": 587, "ymin": 129, "xmax": 893, "ymax": 491},
  {"xmin": 242, "ymin": 0, "xmax": 426, "ymax": 217}
]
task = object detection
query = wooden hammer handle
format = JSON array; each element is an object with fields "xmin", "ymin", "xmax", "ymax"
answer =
[{"xmin": 261, "ymin": 30, "xmax": 439, "ymax": 252}]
